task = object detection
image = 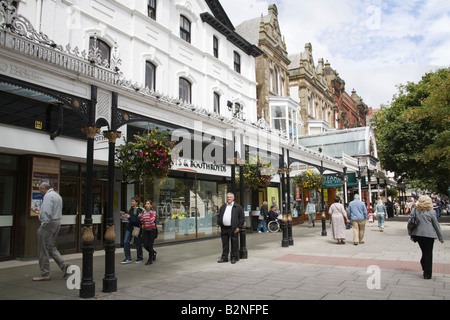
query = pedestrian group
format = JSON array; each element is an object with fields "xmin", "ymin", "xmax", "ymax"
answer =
[{"xmin": 31, "ymin": 182, "xmax": 445, "ymax": 281}]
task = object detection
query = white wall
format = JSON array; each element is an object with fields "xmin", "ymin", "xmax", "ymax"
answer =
[{"xmin": 16, "ymin": 0, "xmax": 259, "ymax": 122}]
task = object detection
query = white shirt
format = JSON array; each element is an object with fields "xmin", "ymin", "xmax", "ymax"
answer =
[
  {"xmin": 39, "ymin": 188, "xmax": 63, "ymax": 225},
  {"xmin": 222, "ymin": 202, "xmax": 234, "ymax": 226}
]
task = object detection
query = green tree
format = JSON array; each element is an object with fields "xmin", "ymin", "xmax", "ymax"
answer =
[{"xmin": 371, "ymin": 68, "xmax": 450, "ymax": 195}]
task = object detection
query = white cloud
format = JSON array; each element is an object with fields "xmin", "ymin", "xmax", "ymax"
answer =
[{"xmin": 220, "ymin": 0, "xmax": 450, "ymax": 108}]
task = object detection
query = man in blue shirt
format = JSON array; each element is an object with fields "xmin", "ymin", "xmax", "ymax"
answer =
[{"xmin": 347, "ymin": 194, "xmax": 368, "ymax": 245}]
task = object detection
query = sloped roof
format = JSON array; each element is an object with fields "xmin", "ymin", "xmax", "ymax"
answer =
[{"xmin": 205, "ymin": 0, "xmax": 235, "ymax": 30}]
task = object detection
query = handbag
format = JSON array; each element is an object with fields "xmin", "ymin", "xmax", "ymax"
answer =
[
  {"xmin": 407, "ymin": 208, "xmax": 419, "ymax": 233},
  {"xmin": 132, "ymin": 226, "xmax": 141, "ymax": 237},
  {"xmin": 259, "ymin": 214, "xmax": 264, "ymax": 220}
]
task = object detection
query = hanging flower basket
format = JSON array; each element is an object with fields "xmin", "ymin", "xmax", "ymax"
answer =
[
  {"xmin": 293, "ymin": 170, "xmax": 324, "ymax": 190},
  {"xmin": 238, "ymin": 156, "xmax": 274, "ymax": 189},
  {"xmin": 116, "ymin": 129, "xmax": 175, "ymax": 182}
]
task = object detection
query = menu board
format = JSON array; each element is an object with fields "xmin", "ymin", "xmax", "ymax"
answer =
[{"xmin": 30, "ymin": 157, "xmax": 60, "ymax": 217}]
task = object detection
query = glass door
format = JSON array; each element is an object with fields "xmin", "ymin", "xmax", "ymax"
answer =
[
  {"xmin": 0, "ymin": 174, "xmax": 14, "ymax": 260},
  {"xmin": 80, "ymin": 180, "xmax": 106, "ymax": 249},
  {"xmin": 59, "ymin": 178, "xmax": 79, "ymax": 253}
]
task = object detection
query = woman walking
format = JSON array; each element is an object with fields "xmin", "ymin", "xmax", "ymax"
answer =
[
  {"xmin": 329, "ymin": 196, "xmax": 348, "ymax": 244},
  {"xmin": 375, "ymin": 198, "xmax": 387, "ymax": 232},
  {"xmin": 140, "ymin": 200, "xmax": 158, "ymax": 265},
  {"xmin": 408, "ymin": 195, "xmax": 444, "ymax": 279}
]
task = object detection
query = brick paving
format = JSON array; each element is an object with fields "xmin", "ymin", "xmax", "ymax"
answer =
[
  {"xmin": 0, "ymin": 214, "xmax": 449, "ymax": 302},
  {"xmin": 275, "ymin": 253, "xmax": 450, "ymax": 274}
]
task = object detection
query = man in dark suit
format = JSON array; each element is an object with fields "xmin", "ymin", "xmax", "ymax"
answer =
[{"xmin": 217, "ymin": 192, "xmax": 245, "ymax": 264}]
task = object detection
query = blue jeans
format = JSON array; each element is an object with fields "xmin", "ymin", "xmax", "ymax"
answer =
[
  {"xmin": 378, "ymin": 214, "xmax": 385, "ymax": 229},
  {"xmin": 123, "ymin": 230, "xmax": 143, "ymax": 261},
  {"xmin": 256, "ymin": 219, "xmax": 267, "ymax": 232}
]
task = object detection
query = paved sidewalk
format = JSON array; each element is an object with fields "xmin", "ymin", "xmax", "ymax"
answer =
[{"xmin": 0, "ymin": 215, "xmax": 449, "ymax": 301}]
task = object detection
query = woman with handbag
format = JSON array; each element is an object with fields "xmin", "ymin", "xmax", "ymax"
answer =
[
  {"xmin": 256, "ymin": 201, "xmax": 268, "ymax": 233},
  {"xmin": 121, "ymin": 196, "xmax": 144, "ymax": 264},
  {"xmin": 408, "ymin": 195, "xmax": 444, "ymax": 279},
  {"xmin": 329, "ymin": 196, "xmax": 348, "ymax": 244}
]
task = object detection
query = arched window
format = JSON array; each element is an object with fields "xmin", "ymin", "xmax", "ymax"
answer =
[
  {"xmin": 89, "ymin": 37, "xmax": 110, "ymax": 65},
  {"xmin": 179, "ymin": 77, "xmax": 191, "ymax": 103},
  {"xmin": 145, "ymin": 61, "xmax": 156, "ymax": 91},
  {"xmin": 180, "ymin": 15, "xmax": 191, "ymax": 43},
  {"xmin": 273, "ymin": 66, "xmax": 279, "ymax": 95},
  {"xmin": 214, "ymin": 92, "xmax": 220, "ymax": 113}
]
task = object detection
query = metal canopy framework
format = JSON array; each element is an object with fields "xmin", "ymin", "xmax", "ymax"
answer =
[{"xmin": 298, "ymin": 127, "xmax": 377, "ymax": 160}]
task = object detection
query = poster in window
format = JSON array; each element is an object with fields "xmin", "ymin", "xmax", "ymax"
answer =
[{"xmin": 30, "ymin": 157, "xmax": 60, "ymax": 217}]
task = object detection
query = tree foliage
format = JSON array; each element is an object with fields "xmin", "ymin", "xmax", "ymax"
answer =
[{"xmin": 371, "ymin": 68, "xmax": 450, "ymax": 195}]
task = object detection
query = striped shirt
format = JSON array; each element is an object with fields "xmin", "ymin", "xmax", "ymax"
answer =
[{"xmin": 140, "ymin": 210, "xmax": 156, "ymax": 229}]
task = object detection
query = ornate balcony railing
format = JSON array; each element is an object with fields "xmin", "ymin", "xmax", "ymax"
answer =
[{"xmin": 0, "ymin": 0, "xmax": 120, "ymax": 85}]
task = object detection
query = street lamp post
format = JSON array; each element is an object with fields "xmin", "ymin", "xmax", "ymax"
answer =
[
  {"xmin": 102, "ymin": 128, "xmax": 121, "ymax": 293},
  {"xmin": 239, "ymin": 160, "xmax": 247, "ymax": 259},
  {"xmin": 319, "ymin": 161, "xmax": 327, "ymax": 236},
  {"xmin": 79, "ymin": 85, "xmax": 99, "ymax": 299}
]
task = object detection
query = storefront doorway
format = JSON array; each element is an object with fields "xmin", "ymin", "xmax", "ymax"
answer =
[
  {"xmin": 59, "ymin": 162, "xmax": 109, "ymax": 253},
  {"xmin": 0, "ymin": 155, "xmax": 17, "ymax": 260}
]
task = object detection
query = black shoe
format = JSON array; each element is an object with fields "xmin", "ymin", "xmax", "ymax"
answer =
[
  {"xmin": 217, "ymin": 259, "xmax": 228, "ymax": 263},
  {"xmin": 153, "ymin": 251, "xmax": 157, "ymax": 261},
  {"xmin": 231, "ymin": 259, "xmax": 237, "ymax": 264},
  {"xmin": 145, "ymin": 259, "xmax": 153, "ymax": 265}
]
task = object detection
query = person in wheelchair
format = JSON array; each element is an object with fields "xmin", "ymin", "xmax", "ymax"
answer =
[
  {"xmin": 267, "ymin": 205, "xmax": 281, "ymax": 232},
  {"xmin": 268, "ymin": 205, "xmax": 278, "ymax": 222}
]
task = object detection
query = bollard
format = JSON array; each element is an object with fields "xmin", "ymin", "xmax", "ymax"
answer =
[
  {"xmin": 321, "ymin": 212, "xmax": 327, "ymax": 236},
  {"xmin": 282, "ymin": 214, "xmax": 289, "ymax": 247},
  {"xmin": 239, "ymin": 226, "xmax": 248, "ymax": 259},
  {"xmin": 288, "ymin": 214, "xmax": 294, "ymax": 246}
]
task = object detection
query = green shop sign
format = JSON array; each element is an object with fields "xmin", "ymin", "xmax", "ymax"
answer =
[{"xmin": 323, "ymin": 173, "xmax": 366, "ymax": 188}]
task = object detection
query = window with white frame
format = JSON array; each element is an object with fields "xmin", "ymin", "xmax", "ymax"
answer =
[
  {"xmin": 233, "ymin": 51, "xmax": 241, "ymax": 73},
  {"xmin": 271, "ymin": 105, "xmax": 286, "ymax": 131},
  {"xmin": 180, "ymin": 15, "xmax": 191, "ymax": 43},
  {"xmin": 271, "ymin": 104, "xmax": 302, "ymax": 144},
  {"xmin": 145, "ymin": 61, "xmax": 156, "ymax": 91},
  {"xmin": 213, "ymin": 36, "xmax": 219, "ymax": 58},
  {"xmin": 179, "ymin": 77, "xmax": 191, "ymax": 103},
  {"xmin": 148, "ymin": 0, "xmax": 156, "ymax": 20},
  {"xmin": 89, "ymin": 37, "xmax": 110, "ymax": 65},
  {"xmin": 214, "ymin": 92, "xmax": 220, "ymax": 113}
]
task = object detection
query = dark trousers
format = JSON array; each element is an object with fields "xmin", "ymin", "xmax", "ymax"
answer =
[
  {"xmin": 142, "ymin": 229, "xmax": 157, "ymax": 260},
  {"xmin": 220, "ymin": 226, "xmax": 239, "ymax": 261},
  {"xmin": 416, "ymin": 236, "xmax": 435, "ymax": 277}
]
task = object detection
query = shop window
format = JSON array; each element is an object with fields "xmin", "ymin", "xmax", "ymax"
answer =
[{"xmin": 141, "ymin": 175, "xmax": 224, "ymax": 242}]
